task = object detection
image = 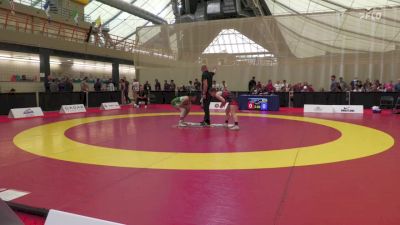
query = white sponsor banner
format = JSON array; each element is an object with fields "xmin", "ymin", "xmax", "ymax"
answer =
[
  {"xmin": 332, "ymin": 105, "xmax": 364, "ymax": 114},
  {"xmin": 210, "ymin": 102, "xmax": 229, "ymax": 112},
  {"xmin": 0, "ymin": 189, "xmax": 30, "ymax": 201},
  {"xmin": 60, "ymin": 104, "xmax": 86, "ymax": 114},
  {"xmin": 45, "ymin": 210, "xmax": 125, "ymax": 225},
  {"xmin": 8, "ymin": 107, "xmax": 44, "ymax": 119},
  {"xmin": 100, "ymin": 102, "xmax": 121, "ymax": 110},
  {"xmin": 304, "ymin": 104, "xmax": 333, "ymax": 113},
  {"xmin": 304, "ymin": 105, "xmax": 364, "ymax": 114}
]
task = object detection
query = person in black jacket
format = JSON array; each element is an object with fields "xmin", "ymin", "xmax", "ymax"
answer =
[
  {"xmin": 248, "ymin": 76, "xmax": 256, "ymax": 92},
  {"xmin": 154, "ymin": 79, "xmax": 161, "ymax": 91},
  {"xmin": 65, "ymin": 78, "xmax": 74, "ymax": 92},
  {"xmin": 94, "ymin": 78, "xmax": 102, "ymax": 92},
  {"xmin": 144, "ymin": 81, "xmax": 151, "ymax": 93},
  {"xmin": 200, "ymin": 65, "xmax": 217, "ymax": 126}
]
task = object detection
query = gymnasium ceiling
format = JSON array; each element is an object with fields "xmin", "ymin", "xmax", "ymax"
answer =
[
  {"xmin": 84, "ymin": 0, "xmax": 174, "ymax": 40},
  {"xmin": 18, "ymin": 0, "xmax": 400, "ymax": 59},
  {"xmin": 84, "ymin": 0, "xmax": 400, "ymax": 50},
  {"xmin": 265, "ymin": 0, "xmax": 400, "ymax": 15},
  {"xmin": 19, "ymin": 0, "xmax": 400, "ymax": 41}
]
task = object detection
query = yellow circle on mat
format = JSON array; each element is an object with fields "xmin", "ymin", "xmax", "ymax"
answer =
[{"xmin": 13, "ymin": 112, "xmax": 394, "ymax": 170}]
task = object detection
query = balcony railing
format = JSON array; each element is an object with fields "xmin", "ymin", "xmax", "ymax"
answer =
[
  {"xmin": 12, "ymin": 0, "xmax": 92, "ymax": 22},
  {"xmin": 0, "ymin": 7, "xmax": 177, "ymax": 59}
]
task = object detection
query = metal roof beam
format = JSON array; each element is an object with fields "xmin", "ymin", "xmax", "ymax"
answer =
[
  {"xmin": 102, "ymin": 0, "xmax": 138, "ymax": 27},
  {"xmin": 122, "ymin": 2, "xmax": 171, "ymax": 40},
  {"xmin": 95, "ymin": 0, "xmax": 167, "ymax": 24}
]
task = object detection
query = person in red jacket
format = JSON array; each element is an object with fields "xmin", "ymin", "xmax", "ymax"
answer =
[{"xmin": 265, "ymin": 80, "xmax": 275, "ymax": 93}]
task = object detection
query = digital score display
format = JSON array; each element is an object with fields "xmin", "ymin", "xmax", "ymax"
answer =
[{"xmin": 247, "ymin": 98, "xmax": 268, "ymax": 111}]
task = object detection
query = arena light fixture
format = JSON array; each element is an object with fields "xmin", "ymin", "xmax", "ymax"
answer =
[
  {"xmin": 0, "ymin": 55, "xmax": 61, "ymax": 65},
  {"xmin": 72, "ymin": 61, "xmax": 112, "ymax": 70}
]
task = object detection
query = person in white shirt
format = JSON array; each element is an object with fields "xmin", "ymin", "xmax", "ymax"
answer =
[
  {"xmin": 282, "ymin": 80, "xmax": 289, "ymax": 92},
  {"xmin": 187, "ymin": 81, "xmax": 195, "ymax": 92},
  {"xmin": 274, "ymin": 81, "xmax": 284, "ymax": 92},
  {"xmin": 221, "ymin": 80, "xmax": 227, "ymax": 90},
  {"xmin": 212, "ymin": 80, "xmax": 224, "ymax": 91},
  {"xmin": 132, "ymin": 79, "xmax": 140, "ymax": 106},
  {"xmin": 107, "ymin": 79, "xmax": 115, "ymax": 91}
]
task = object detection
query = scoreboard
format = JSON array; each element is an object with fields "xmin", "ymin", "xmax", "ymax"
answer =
[
  {"xmin": 247, "ymin": 98, "xmax": 268, "ymax": 111},
  {"xmin": 238, "ymin": 95, "xmax": 279, "ymax": 111}
]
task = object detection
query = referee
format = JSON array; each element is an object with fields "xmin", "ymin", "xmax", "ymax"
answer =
[{"xmin": 200, "ymin": 65, "xmax": 217, "ymax": 126}]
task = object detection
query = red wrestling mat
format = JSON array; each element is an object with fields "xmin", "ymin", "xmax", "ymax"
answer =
[
  {"xmin": 17, "ymin": 212, "xmax": 45, "ymax": 225},
  {"xmin": 1, "ymin": 106, "xmax": 400, "ymax": 225}
]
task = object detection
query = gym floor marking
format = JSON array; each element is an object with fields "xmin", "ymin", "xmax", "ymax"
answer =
[{"xmin": 13, "ymin": 112, "xmax": 394, "ymax": 170}]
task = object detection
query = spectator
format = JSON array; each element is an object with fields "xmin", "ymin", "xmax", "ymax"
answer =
[
  {"xmin": 385, "ymin": 81, "xmax": 394, "ymax": 92},
  {"xmin": 308, "ymin": 84, "xmax": 315, "ymax": 92},
  {"xmin": 187, "ymin": 81, "xmax": 195, "ymax": 92},
  {"xmin": 164, "ymin": 80, "xmax": 170, "ymax": 91},
  {"xmin": 132, "ymin": 79, "xmax": 140, "ymax": 103},
  {"xmin": 301, "ymin": 82, "xmax": 314, "ymax": 92},
  {"xmin": 221, "ymin": 80, "xmax": 227, "ymax": 90},
  {"xmin": 107, "ymin": 79, "xmax": 115, "ymax": 91},
  {"xmin": 81, "ymin": 77, "xmax": 89, "ymax": 105},
  {"xmin": 58, "ymin": 78, "xmax": 66, "ymax": 92},
  {"xmin": 124, "ymin": 77, "xmax": 131, "ymax": 104},
  {"xmin": 248, "ymin": 76, "xmax": 256, "ymax": 92},
  {"xmin": 212, "ymin": 80, "xmax": 222, "ymax": 90},
  {"xmin": 194, "ymin": 78, "xmax": 201, "ymax": 91},
  {"xmin": 364, "ymin": 79, "xmax": 372, "ymax": 92},
  {"xmin": 395, "ymin": 79, "xmax": 400, "ymax": 92},
  {"xmin": 330, "ymin": 75, "xmax": 339, "ymax": 92},
  {"xmin": 65, "ymin": 78, "xmax": 74, "ymax": 92},
  {"xmin": 134, "ymin": 85, "xmax": 148, "ymax": 108},
  {"xmin": 274, "ymin": 81, "xmax": 284, "ymax": 92},
  {"xmin": 377, "ymin": 83, "xmax": 386, "ymax": 92},
  {"xmin": 372, "ymin": 80, "xmax": 381, "ymax": 92},
  {"xmin": 212, "ymin": 80, "xmax": 217, "ymax": 89},
  {"xmin": 338, "ymin": 77, "xmax": 349, "ymax": 92},
  {"xmin": 282, "ymin": 80, "xmax": 289, "ymax": 91},
  {"xmin": 144, "ymin": 81, "xmax": 151, "ymax": 93},
  {"xmin": 170, "ymin": 80, "xmax": 176, "ymax": 91},
  {"xmin": 154, "ymin": 79, "xmax": 161, "ymax": 91},
  {"xmin": 50, "ymin": 79, "xmax": 59, "ymax": 92},
  {"xmin": 256, "ymin": 81, "xmax": 262, "ymax": 90},
  {"xmin": 350, "ymin": 77, "xmax": 359, "ymax": 90},
  {"xmin": 9, "ymin": 88, "xmax": 16, "ymax": 94},
  {"xmin": 81, "ymin": 77, "xmax": 89, "ymax": 92},
  {"xmin": 353, "ymin": 80, "xmax": 364, "ymax": 92},
  {"xmin": 94, "ymin": 78, "xmax": 102, "ymax": 92},
  {"xmin": 265, "ymin": 80, "xmax": 275, "ymax": 92},
  {"xmin": 120, "ymin": 79, "xmax": 126, "ymax": 103},
  {"xmin": 45, "ymin": 78, "xmax": 50, "ymax": 92},
  {"xmin": 293, "ymin": 83, "xmax": 302, "ymax": 92},
  {"xmin": 178, "ymin": 85, "xmax": 187, "ymax": 92}
]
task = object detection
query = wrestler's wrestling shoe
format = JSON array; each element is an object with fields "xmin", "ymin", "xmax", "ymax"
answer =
[
  {"xmin": 178, "ymin": 121, "xmax": 188, "ymax": 127},
  {"xmin": 229, "ymin": 125, "xmax": 240, "ymax": 131},
  {"xmin": 200, "ymin": 121, "xmax": 210, "ymax": 127}
]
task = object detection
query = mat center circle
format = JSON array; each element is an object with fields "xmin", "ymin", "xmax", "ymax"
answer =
[
  {"xmin": 13, "ymin": 113, "xmax": 395, "ymax": 170},
  {"xmin": 64, "ymin": 115, "xmax": 341, "ymax": 153}
]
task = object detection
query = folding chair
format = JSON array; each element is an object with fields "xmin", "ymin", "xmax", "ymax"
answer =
[
  {"xmin": 393, "ymin": 97, "xmax": 400, "ymax": 114},
  {"xmin": 380, "ymin": 96, "xmax": 394, "ymax": 109}
]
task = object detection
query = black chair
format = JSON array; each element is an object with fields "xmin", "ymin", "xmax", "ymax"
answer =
[
  {"xmin": 380, "ymin": 96, "xmax": 394, "ymax": 109},
  {"xmin": 393, "ymin": 97, "xmax": 400, "ymax": 114}
]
